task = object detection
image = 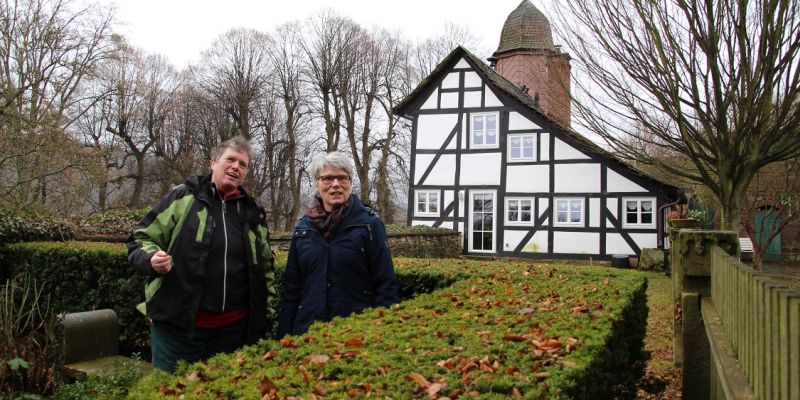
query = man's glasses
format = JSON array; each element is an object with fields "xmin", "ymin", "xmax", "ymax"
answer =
[{"xmin": 317, "ymin": 175, "xmax": 351, "ymax": 185}]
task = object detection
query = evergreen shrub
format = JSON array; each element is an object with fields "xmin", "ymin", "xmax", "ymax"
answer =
[{"xmin": 128, "ymin": 258, "xmax": 649, "ymax": 399}]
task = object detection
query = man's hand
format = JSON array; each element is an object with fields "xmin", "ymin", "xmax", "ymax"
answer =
[{"xmin": 150, "ymin": 250, "xmax": 172, "ymax": 274}]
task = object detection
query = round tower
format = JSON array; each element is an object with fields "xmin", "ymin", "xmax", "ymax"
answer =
[{"xmin": 491, "ymin": 0, "xmax": 571, "ymax": 127}]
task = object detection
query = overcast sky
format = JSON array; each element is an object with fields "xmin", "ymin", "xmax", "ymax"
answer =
[{"xmin": 110, "ymin": 0, "xmax": 552, "ymax": 68}]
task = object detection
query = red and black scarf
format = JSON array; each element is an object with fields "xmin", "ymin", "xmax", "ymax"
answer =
[{"xmin": 306, "ymin": 196, "xmax": 351, "ymax": 240}]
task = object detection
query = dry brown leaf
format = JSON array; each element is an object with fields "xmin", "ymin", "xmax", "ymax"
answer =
[
  {"xmin": 345, "ymin": 338, "xmax": 364, "ymax": 347},
  {"xmin": 405, "ymin": 372, "xmax": 431, "ymax": 388},
  {"xmin": 261, "ymin": 350, "xmax": 278, "ymax": 361},
  {"xmin": 308, "ymin": 354, "xmax": 330, "ymax": 364},
  {"xmin": 259, "ymin": 377, "xmax": 278, "ymax": 399}
]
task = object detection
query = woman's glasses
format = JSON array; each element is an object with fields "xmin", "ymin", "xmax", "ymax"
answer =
[{"xmin": 317, "ymin": 175, "xmax": 351, "ymax": 185}]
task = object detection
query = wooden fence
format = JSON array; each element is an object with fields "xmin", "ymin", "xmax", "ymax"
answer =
[
  {"xmin": 707, "ymin": 246, "xmax": 800, "ymax": 399},
  {"xmin": 672, "ymin": 229, "xmax": 800, "ymax": 399}
]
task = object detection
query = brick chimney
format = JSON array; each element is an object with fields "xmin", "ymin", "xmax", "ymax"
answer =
[{"xmin": 490, "ymin": 0, "xmax": 571, "ymax": 127}]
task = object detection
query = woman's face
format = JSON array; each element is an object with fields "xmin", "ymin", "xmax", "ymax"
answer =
[{"xmin": 315, "ymin": 166, "xmax": 352, "ymax": 212}]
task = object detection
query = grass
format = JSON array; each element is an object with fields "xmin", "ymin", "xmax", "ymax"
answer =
[{"xmin": 637, "ymin": 271, "xmax": 682, "ymax": 399}]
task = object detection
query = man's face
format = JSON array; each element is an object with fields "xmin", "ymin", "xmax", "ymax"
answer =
[
  {"xmin": 314, "ymin": 165, "xmax": 352, "ymax": 212},
  {"xmin": 210, "ymin": 148, "xmax": 249, "ymax": 192}
]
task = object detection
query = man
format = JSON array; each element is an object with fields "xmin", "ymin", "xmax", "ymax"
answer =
[
  {"xmin": 128, "ymin": 137, "xmax": 275, "ymax": 373},
  {"xmin": 277, "ymin": 151, "xmax": 398, "ymax": 337}
]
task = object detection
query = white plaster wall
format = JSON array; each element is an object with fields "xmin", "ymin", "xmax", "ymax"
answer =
[
  {"xmin": 444, "ymin": 190, "xmax": 455, "ymax": 216},
  {"xmin": 485, "ymin": 87, "xmax": 502, "ymax": 107},
  {"xmin": 606, "ymin": 198, "xmax": 619, "ymax": 220},
  {"xmin": 607, "ymin": 168, "xmax": 647, "ymax": 192},
  {"xmin": 414, "ymin": 154, "xmax": 456, "ymax": 185},
  {"xmin": 460, "ymin": 114, "xmax": 468, "ymax": 149},
  {"xmin": 411, "ymin": 220, "xmax": 435, "ymax": 227},
  {"xmin": 508, "ymin": 111, "xmax": 540, "ymax": 130},
  {"xmin": 605, "ymin": 233, "xmax": 635, "ymax": 255},
  {"xmin": 464, "ymin": 91, "xmax": 481, "ymax": 108},
  {"xmin": 464, "ymin": 71, "xmax": 482, "ymax": 88},
  {"xmin": 502, "ymin": 230, "xmax": 527, "ymax": 252},
  {"xmin": 630, "ymin": 232, "xmax": 658, "ymax": 249},
  {"xmin": 554, "ymin": 138, "xmax": 591, "ymax": 160},
  {"xmin": 553, "ymin": 232, "xmax": 599, "ymax": 254},
  {"xmin": 438, "ymin": 221, "xmax": 454, "ymax": 230},
  {"xmin": 417, "ymin": 114, "xmax": 458, "ymax": 150},
  {"xmin": 460, "ymin": 153, "xmax": 502, "ymax": 185},
  {"xmin": 554, "ymin": 164, "xmax": 601, "ymax": 192},
  {"xmin": 506, "ymin": 165, "xmax": 549, "ymax": 192},
  {"xmin": 540, "ymin": 132, "xmax": 550, "ymax": 161},
  {"xmin": 524, "ymin": 231, "xmax": 548, "ymax": 253},
  {"xmin": 441, "ymin": 92, "xmax": 459, "ymax": 109},
  {"xmin": 454, "ymin": 58, "xmax": 470, "ymax": 68},
  {"xmin": 538, "ymin": 198, "xmax": 550, "ymax": 225},
  {"xmin": 442, "ymin": 72, "xmax": 460, "ymax": 89},
  {"xmin": 589, "ymin": 198, "xmax": 600, "ymax": 228},
  {"xmin": 421, "ymin": 88, "xmax": 438, "ymax": 109}
]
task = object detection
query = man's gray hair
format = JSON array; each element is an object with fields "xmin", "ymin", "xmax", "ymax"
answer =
[
  {"xmin": 310, "ymin": 151, "xmax": 354, "ymax": 179},
  {"xmin": 212, "ymin": 136, "xmax": 252, "ymax": 161}
]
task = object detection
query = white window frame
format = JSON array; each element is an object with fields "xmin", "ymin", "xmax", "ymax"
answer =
[
  {"xmin": 470, "ymin": 112, "xmax": 499, "ymax": 149},
  {"xmin": 469, "ymin": 190, "xmax": 496, "ymax": 253},
  {"xmin": 554, "ymin": 197, "xmax": 584, "ymax": 227},
  {"xmin": 415, "ymin": 190, "xmax": 440, "ymax": 216},
  {"xmin": 505, "ymin": 197, "xmax": 535, "ymax": 226},
  {"xmin": 622, "ymin": 197, "xmax": 656, "ymax": 228},
  {"xmin": 507, "ymin": 133, "xmax": 536, "ymax": 162}
]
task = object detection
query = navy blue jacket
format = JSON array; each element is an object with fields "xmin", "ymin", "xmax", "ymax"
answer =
[{"xmin": 277, "ymin": 195, "xmax": 399, "ymax": 337}]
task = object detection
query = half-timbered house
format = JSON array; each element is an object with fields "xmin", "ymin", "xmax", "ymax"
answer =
[{"xmin": 393, "ymin": 0, "xmax": 678, "ymax": 260}]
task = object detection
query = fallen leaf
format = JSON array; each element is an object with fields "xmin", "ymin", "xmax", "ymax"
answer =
[
  {"xmin": 426, "ymin": 382, "xmax": 445, "ymax": 397},
  {"xmin": 280, "ymin": 338, "xmax": 297, "ymax": 348},
  {"xmin": 157, "ymin": 385, "xmax": 176, "ymax": 395},
  {"xmin": 261, "ymin": 350, "xmax": 278, "ymax": 361},
  {"xmin": 603, "ymin": 278, "xmax": 610, "ymax": 286},
  {"xmin": 308, "ymin": 354, "xmax": 330, "ymax": 364},
  {"xmin": 503, "ymin": 334, "xmax": 528, "ymax": 342},
  {"xmin": 512, "ymin": 387, "xmax": 523, "ymax": 399},
  {"xmin": 405, "ymin": 372, "xmax": 431, "ymax": 388},
  {"xmin": 259, "ymin": 377, "xmax": 278, "ymax": 399},
  {"xmin": 345, "ymin": 338, "xmax": 364, "ymax": 347}
]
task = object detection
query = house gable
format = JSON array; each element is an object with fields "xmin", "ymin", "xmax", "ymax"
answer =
[{"xmin": 395, "ymin": 46, "xmax": 678, "ymax": 260}]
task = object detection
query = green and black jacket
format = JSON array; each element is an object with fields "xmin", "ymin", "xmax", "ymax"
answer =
[{"xmin": 127, "ymin": 175, "xmax": 276, "ymax": 342}]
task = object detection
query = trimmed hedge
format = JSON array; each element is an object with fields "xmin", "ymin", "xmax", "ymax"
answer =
[
  {"xmin": 1, "ymin": 243, "xmax": 648, "ymax": 398},
  {"xmin": 0, "ymin": 210, "xmax": 74, "ymax": 244},
  {"xmin": 128, "ymin": 258, "xmax": 648, "ymax": 399},
  {"xmin": 0, "ymin": 241, "xmax": 148, "ymax": 355},
  {"xmin": 0, "ymin": 242, "xmax": 459, "ymax": 355}
]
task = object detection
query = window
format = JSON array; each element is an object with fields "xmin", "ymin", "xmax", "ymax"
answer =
[
  {"xmin": 506, "ymin": 198, "xmax": 534, "ymax": 225},
  {"xmin": 508, "ymin": 134, "xmax": 536, "ymax": 161},
  {"xmin": 554, "ymin": 198, "xmax": 584, "ymax": 226},
  {"xmin": 623, "ymin": 198, "xmax": 655, "ymax": 228},
  {"xmin": 415, "ymin": 190, "xmax": 440, "ymax": 216},
  {"xmin": 471, "ymin": 113, "xmax": 498, "ymax": 148}
]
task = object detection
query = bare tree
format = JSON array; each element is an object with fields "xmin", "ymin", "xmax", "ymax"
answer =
[
  {"xmin": 267, "ymin": 22, "xmax": 312, "ymax": 230},
  {"xmin": 300, "ymin": 10, "xmax": 361, "ymax": 151},
  {"xmin": 0, "ymin": 0, "xmax": 114, "ymax": 208},
  {"xmin": 198, "ymin": 27, "xmax": 271, "ymax": 140},
  {"xmin": 553, "ymin": 0, "xmax": 800, "ymax": 230}
]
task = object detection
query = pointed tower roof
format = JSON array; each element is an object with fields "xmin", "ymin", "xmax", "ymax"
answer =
[{"xmin": 494, "ymin": 0, "xmax": 553, "ymax": 55}]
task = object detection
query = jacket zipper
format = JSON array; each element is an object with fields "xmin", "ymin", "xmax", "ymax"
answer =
[{"xmin": 221, "ymin": 198, "xmax": 228, "ymax": 311}]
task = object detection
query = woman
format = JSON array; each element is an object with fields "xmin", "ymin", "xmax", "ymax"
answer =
[{"xmin": 277, "ymin": 151, "xmax": 399, "ymax": 337}]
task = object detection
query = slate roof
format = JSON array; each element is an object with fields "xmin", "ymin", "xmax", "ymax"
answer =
[
  {"xmin": 494, "ymin": 0, "xmax": 554, "ymax": 55},
  {"xmin": 392, "ymin": 45, "xmax": 678, "ymax": 194}
]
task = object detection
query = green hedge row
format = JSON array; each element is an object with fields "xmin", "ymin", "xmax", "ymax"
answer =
[
  {"xmin": 1, "ymin": 243, "xmax": 648, "ymax": 398},
  {"xmin": 0, "ymin": 210, "xmax": 74, "ymax": 244},
  {"xmin": 0, "ymin": 242, "xmax": 461, "ymax": 356},
  {"xmin": 128, "ymin": 258, "xmax": 648, "ymax": 399}
]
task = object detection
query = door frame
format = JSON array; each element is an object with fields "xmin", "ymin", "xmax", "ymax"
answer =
[{"xmin": 468, "ymin": 189, "xmax": 497, "ymax": 253}]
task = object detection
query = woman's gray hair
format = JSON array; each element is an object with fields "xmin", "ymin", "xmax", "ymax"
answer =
[{"xmin": 310, "ymin": 151, "xmax": 354, "ymax": 179}]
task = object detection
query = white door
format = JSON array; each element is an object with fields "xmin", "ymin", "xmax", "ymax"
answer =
[{"xmin": 469, "ymin": 190, "xmax": 496, "ymax": 253}]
